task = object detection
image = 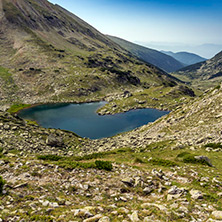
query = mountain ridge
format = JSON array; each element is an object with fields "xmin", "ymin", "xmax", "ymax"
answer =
[
  {"xmin": 107, "ymin": 35, "xmax": 185, "ymax": 73},
  {"xmin": 161, "ymin": 50, "xmax": 206, "ymax": 66},
  {"xmin": 176, "ymin": 50, "xmax": 222, "ymax": 80}
]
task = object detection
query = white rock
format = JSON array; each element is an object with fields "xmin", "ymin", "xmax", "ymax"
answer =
[
  {"xmin": 190, "ymin": 189, "xmax": 203, "ymax": 200},
  {"xmin": 98, "ymin": 216, "xmax": 110, "ymax": 222},
  {"xmin": 129, "ymin": 211, "xmax": 140, "ymax": 222},
  {"xmin": 212, "ymin": 211, "xmax": 222, "ymax": 220},
  {"xmin": 83, "ymin": 214, "xmax": 103, "ymax": 222}
]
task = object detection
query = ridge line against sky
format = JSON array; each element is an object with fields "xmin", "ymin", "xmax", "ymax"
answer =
[{"xmin": 49, "ymin": 0, "xmax": 222, "ymax": 58}]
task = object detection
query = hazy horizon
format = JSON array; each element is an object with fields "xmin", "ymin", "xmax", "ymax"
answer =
[{"xmin": 49, "ymin": 0, "xmax": 222, "ymax": 58}]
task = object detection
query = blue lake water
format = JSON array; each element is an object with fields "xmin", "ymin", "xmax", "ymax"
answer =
[{"xmin": 18, "ymin": 102, "xmax": 169, "ymax": 139}]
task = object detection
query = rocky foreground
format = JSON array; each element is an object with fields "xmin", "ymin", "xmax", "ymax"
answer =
[
  {"xmin": 1, "ymin": 147, "xmax": 222, "ymax": 222},
  {"xmin": 0, "ymin": 85, "xmax": 222, "ymax": 221}
]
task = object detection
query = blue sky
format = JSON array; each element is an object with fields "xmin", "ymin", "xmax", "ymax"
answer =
[{"xmin": 49, "ymin": 0, "xmax": 222, "ymax": 58}]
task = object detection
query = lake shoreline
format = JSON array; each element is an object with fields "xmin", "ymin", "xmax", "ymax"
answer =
[{"xmin": 18, "ymin": 102, "xmax": 169, "ymax": 140}]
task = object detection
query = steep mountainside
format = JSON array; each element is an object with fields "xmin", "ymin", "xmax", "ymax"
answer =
[
  {"xmin": 161, "ymin": 51, "xmax": 206, "ymax": 66},
  {"xmin": 176, "ymin": 51, "xmax": 222, "ymax": 80},
  {"xmin": 172, "ymin": 51, "xmax": 222, "ymax": 90},
  {"xmin": 0, "ymin": 0, "xmax": 187, "ymax": 111},
  {"xmin": 107, "ymin": 35, "xmax": 185, "ymax": 73}
]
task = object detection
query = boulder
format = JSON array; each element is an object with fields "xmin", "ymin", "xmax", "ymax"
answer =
[
  {"xmin": 46, "ymin": 134, "xmax": 64, "ymax": 147},
  {"xmin": 83, "ymin": 214, "xmax": 103, "ymax": 222},
  {"xmin": 121, "ymin": 177, "xmax": 134, "ymax": 187},
  {"xmin": 194, "ymin": 156, "xmax": 213, "ymax": 167}
]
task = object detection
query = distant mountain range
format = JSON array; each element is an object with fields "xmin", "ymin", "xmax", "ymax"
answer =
[
  {"xmin": 135, "ymin": 42, "xmax": 222, "ymax": 59},
  {"xmin": 177, "ymin": 51, "xmax": 222, "ymax": 82},
  {"xmin": 161, "ymin": 51, "xmax": 206, "ymax": 66},
  {"xmin": 107, "ymin": 35, "xmax": 185, "ymax": 73}
]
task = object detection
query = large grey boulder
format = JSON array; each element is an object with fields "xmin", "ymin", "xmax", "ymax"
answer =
[{"xmin": 46, "ymin": 134, "xmax": 64, "ymax": 147}]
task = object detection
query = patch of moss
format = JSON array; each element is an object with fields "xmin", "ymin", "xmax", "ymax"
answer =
[{"xmin": 7, "ymin": 104, "xmax": 31, "ymax": 114}]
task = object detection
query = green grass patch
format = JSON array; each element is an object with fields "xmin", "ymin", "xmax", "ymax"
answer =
[
  {"xmin": 30, "ymin": 215, "xmax": 53, "ymax": 222},
  {"xmin": 0, "ymin": 66, "xmax": 12, "ymax": 82},
  {"xmin": 7, "ymin": 104, "xmax": 31, "ymax": 114},
  {"xmin": 59, "ymin": 161, "xmax": 95, "ymax": 170},
  {"xmin": 72, "ymin": 147, "xmax": 133, "ymax": 161},
  {"xmin": 0, "ymin": 147, "xmax": 3, "ymax": 158},
  {"xmin": 37, "ymin": 154, "xmax": 113, "ymax": 171},
  {"xmin": 149, "ymin": 158, "xmax": 178, "ymax": 167}
]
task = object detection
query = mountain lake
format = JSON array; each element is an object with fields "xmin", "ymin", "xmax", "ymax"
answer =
[{"xmin": 18, "ymin": 102, "xmax": 169, "ymax": 139}]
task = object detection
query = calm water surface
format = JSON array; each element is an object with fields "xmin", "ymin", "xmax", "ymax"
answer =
[{"xmin": 18, "ymin": 102, "xmax": 169, "ymax": 139}]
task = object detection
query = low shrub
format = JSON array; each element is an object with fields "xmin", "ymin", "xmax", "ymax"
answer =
[
  {"xmin": 0, "ymin": 147, "xmax": 3, "ymax": 158},
  {"xmin": 59, "ymin": 161, "xmax": 95, "ymax": 170},
  {"xmin": 177, "ymin": 152, "xmax": 212, "ymax": 166},
  {"xmin": 150, "ymin": 158, "xmax": 177, "ymax": 167},
  {"xmin": 0, "ymin": 176, "xmax": 5, "ymax": 194},
  {"xmin": 95, "ymin": 160, "xmax": 113, "ymax": 171},
  {"xmin": 134, "ymin": 157, "xmax": 145, "ymax": 164},
  {"xmin": 177, "ymin": 152, "xmax": 191, "ymax": 158},
  {"xmin": 204, "ymin": 143, "xmax": 222, "ymax": 149},
  {"xmin": 37, "ymin": 154, "xmax": 63, "ymax": 161}
]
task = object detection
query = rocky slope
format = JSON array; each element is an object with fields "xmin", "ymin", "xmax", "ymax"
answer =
[
  {"xmin": 107, "ymin": 35, "xmax": 185, "ymax": 73},
  {"xmin": 0, "ymin": 0, "xmax": 187, "ymax": 111},
  {"xmin": 85, "ymin": 83, "xmax": 222, "ymax": 153},
  {"xmin": 1, "ymin": 90, "xmax": 222, "ymax": 221},
  {"xmin": 173, "ymin": 51, "xmax": 222, "ymax": 90},
  {"xmin": 161, "ymin": 51, "xmax": 206, "ymax": 66}
]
